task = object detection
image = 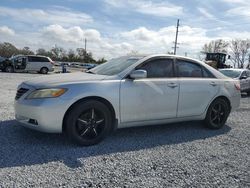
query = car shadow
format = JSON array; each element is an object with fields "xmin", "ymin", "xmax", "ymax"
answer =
[{"xmin": 0, "ymin": 119, "xmax": 231, "ymax": 169}]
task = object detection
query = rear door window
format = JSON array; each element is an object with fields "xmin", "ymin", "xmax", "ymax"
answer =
[
  {"xmin": 137, "ymin": 58, "xmax": 174, "ymax": 78},
  {"xmin": 28, "ymin": 56, "xmax": 47, "ymax": 62},
  {"xmin": 177, "ymin": 60, "xmax": 203, "ymax": 78},
  {"xmin": 41, "ymin": 57, "xmax": 49, "ymax": 62},
  {"xmin": 176, "ymin": 60, "xmax": 215, "ymax": 78}
]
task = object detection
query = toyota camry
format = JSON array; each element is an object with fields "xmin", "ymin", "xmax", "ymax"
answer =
[{"xmin": 15, "ymin": 54, "xmax": 241, "ymax": 146}]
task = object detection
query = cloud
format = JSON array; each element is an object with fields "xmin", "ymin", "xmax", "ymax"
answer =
[
  {"xmin": 218, "ymin": 31, "xmax": 250, "ymax": 39},
  {"xmin": 40, "ymin": 25, "xmax": 133, "ymax": 58},
  {"xmin": 0, "ymin": 26, "xmax": 15, "ymax": 36},
  {"xmin": 135, "ymin": 1, "xmax": 183, "ymax": 17},
  {"xmin": 121, "ymin": 27, "xmax": 156, "ymax": 41},
  {"xmin": 197, "ymin": 7, "xmax": 215, "ymax": 19},
  {"xmin": 42, "ymin": 25, "xmax": 101, "ymax": 42},
  {"xmin": 120, "ymin": 26, "xmax": 212, "ymax": 56},
  {"xmin": 105, "ymin": 0, "xmax": 183, "ymax": 17},
  {"xmin": 0, "ymin": 24, "xmax": 212, "ymax": 59},
  {"xmin": 221, "ymin": 0, "xmax": 250, "ymax": 17},
  {"xmin": 220, "ymin": 0, "xmax": 248, "ymax": 4},
  {"xmin": 17, "ymin": 24, "xmax": 250, "ymax": 59},
  {"xmin": 0, "ymin": 6, "xmax": 92, "ymax": 27},
  {"xmin": 226, "ymin": 6, "xmax": 250, "ymax": 17}
]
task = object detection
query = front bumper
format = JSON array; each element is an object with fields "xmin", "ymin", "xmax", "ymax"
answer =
[
  {"xmin": 49, "ymin": 67, "xmax": 55, "ymax": 72},
  {"xmin": 15, "ymin": 97, "xmax": 69, "ymax": 133}
]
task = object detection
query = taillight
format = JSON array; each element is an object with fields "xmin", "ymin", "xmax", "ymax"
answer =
[
  {"xmin": 50, "ymin": 61, "xmax": 55, "ymax": 65},
  {"xmin": 234, "ymin": 83, "xmax": 241, "ymax": 91}
]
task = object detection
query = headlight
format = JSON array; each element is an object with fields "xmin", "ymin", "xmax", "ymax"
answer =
[{"xmin": 26, "ymin": 88, "xmax": 67, "ymax": 99}]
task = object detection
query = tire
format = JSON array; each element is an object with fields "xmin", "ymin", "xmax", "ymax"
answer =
[
  {"xmin": 40, "ymin": 67, "xmax": 48, "ymax": 74},
  {"xmin": 205, "ymin": 98, "xmax": 230, "ymax": 129},
  {"xmin": 5, "ymin": 66, "xmax": 14, "ymax": 73},
  {"xmin": 65, "ymin": 100, "xmax": 113, "ymax": 146}
]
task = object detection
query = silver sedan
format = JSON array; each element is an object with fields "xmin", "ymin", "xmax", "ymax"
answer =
[
  {"xmin": 15, "ymin": 54, "xmax": 241, "ymax": 146},
  {"xmin": 219, "ymin": 68, "xmax": 250, "ymax": 95}
]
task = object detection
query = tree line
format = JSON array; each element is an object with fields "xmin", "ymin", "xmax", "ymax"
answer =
[
  {"xmin": 202, "ymin": 39, "xmax": 250, "ymax": 68},
  {"xmin": 0, "ymin": 42, "xmax": 107, "ymax": 64}
]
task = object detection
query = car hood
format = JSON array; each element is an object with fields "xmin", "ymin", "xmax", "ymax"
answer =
[{"xmin": 24, "ymin": 72, "xmax": 108, "ymax": 88}]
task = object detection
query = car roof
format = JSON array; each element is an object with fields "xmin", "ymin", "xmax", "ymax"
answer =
[
  {"xmin": 27, "ymin": 55, "xmax": 48, "ymax": 58},
  {"xmin": 219, "ymin": 68, "xmax": 247, "ymax": 72},
  {"xmin": 126, "ymin": 54, "xmax": 200, "ymax": 61},
  {"xmin": 11, "ymin": 54, "xmax": 48, "ymax": 58}
]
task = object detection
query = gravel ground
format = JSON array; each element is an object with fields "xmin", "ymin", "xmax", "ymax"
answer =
[{"xmin": 0, "ymin": 73, "xmax": 249, "ymax": 187}]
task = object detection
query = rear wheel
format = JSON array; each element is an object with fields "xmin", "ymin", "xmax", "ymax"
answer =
[
  {"xmin": 205, "ymin": 98, "xmax": 230, "ymax": 129},
  {"xmin": 5, "ymin": 66, "xmax": 14, "ymax": 73},
  {"xmin": 65, "ymin": 100, "xmax": 113, "ymax": 146},
  {"xmin": 40, "ymin": 67, "xmax": 48, "ymax": 74}
]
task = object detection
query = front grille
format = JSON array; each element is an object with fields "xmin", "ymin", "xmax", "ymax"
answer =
[{"xmin": 15, "ymin": 88, "xmax": 29, "ymax": 100}]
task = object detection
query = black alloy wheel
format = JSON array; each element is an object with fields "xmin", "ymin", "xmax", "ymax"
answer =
[
  {"xmin": 65, "ymin": 100, "xmax": 113, "ymax": 146},
  {"xmin": 76, "ymin": 108, "xmax": 105, "ymax": 140},
  {"xmin": 205, "ymin": 98, "xmax": 230, "ymax": 129}
]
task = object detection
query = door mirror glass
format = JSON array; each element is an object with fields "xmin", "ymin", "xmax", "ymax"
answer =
[{"xmin": 129, "ymin": 70, "xmax": 147, "ymax": 79}]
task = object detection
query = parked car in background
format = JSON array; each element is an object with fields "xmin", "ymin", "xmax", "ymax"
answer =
[
  {"xmin": 219, "ymin": 68, "xmax": 250, "ymax": 95},
  {"xmin": 82, "ymin": 63, "xmax": 97, "ymax": 70},
  {"xmin": 0, "ymin": 55, "xmax": 54, "ymax": 74},
  {"xmin": 15, "ymin": 54, "xmax": 241, "ymax": 146}
]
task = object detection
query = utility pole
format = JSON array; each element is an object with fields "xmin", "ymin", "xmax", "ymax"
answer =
[
  {"xmin": 84, "ymin": 38, "xmax": 87, "ymax": 54},
  {"xmin": 173, "ymin": 19, "xmax": 180, "ymax": 55}
]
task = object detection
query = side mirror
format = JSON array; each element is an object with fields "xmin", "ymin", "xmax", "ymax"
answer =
[
  {"xmin": 129, "ymin": 69, "xmax": 147, "ymax": 79},
  {"xmin": 240, "ymin": 75, "xmax": 247, "ymax": 80}
]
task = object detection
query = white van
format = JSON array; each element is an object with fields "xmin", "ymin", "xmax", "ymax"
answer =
[{"xmin": 1, "ymin": 55, "xmax": 54, "ymax": 74}]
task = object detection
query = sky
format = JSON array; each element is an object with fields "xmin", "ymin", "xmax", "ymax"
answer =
[{"xmin": 0, "ymin": 0, "xmax": 250, "ymax": 59}]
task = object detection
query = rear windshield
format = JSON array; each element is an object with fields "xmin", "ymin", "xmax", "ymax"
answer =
[{"xmin": 219, "ymin": 69, "xmax": 241, "ymax": 78}]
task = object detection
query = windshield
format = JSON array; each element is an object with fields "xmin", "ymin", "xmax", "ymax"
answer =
[
  {"xmin": 219, "ymin": 69, "xmax": 241, "ymax": 78},
  {"xmin": 90, "ymin": 56, "xmax": 144, "ymax": 75}
]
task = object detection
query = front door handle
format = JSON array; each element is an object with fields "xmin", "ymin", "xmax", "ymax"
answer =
[
  {"xmin": 210, "ymin": 81, "xmax": 217, "ymax": 86},
  {"xmin": 167, "ymin": 82, "xmax": 178, "ymax": 88}
]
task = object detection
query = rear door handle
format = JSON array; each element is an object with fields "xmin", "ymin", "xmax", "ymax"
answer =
[
  {"xmin": 210, "ymin": 81, "xmax": 217, "ymax": 86},
  {"xmin": 167, "ymin": 82, "xmax": 178, "ymax": 88}
]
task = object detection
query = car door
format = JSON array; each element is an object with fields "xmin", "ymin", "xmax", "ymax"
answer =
[
  {"xmin": 176, "ymin": 59, "xmax": 219, "ymax": 117},
  {"xmin": 240, "ymin": 71, "xmax": 248, "ymax": 91},
  {"xmin": 26, "ymin": 56, "xmax": 35, "ymax": 71},
  {"xmin": 26, "ymin": 56, "xmax": 41, "ymax": 71},
  {"xmin": 13, "ymin": 56, "xmax": 27, "ymax": 71},
  {"xmin": 242, "ymin": 70, "xmax": 250, "ymax": 91},
  {"xmin": 120, "ymin": 58, "xmax": 179, "ymax": 123},
  {"xmin": 246, "ymin": 70, "xmax": 250, "ymax": 91}
]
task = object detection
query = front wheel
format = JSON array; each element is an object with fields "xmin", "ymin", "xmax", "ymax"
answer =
[
  {"xmin": 40, "ymin": 67, "xmax": 48, "ymax": 74},
  {"xmin": 65, "ymin": 100, "xmax": 113, "ymax": 146},
  {"xmin": 5, "ymin": 66, "xmax": 14, "ymax": 73},
  {"xmin": 205, "ymin": 98, "xmax": 230, "ymax": 129}
]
